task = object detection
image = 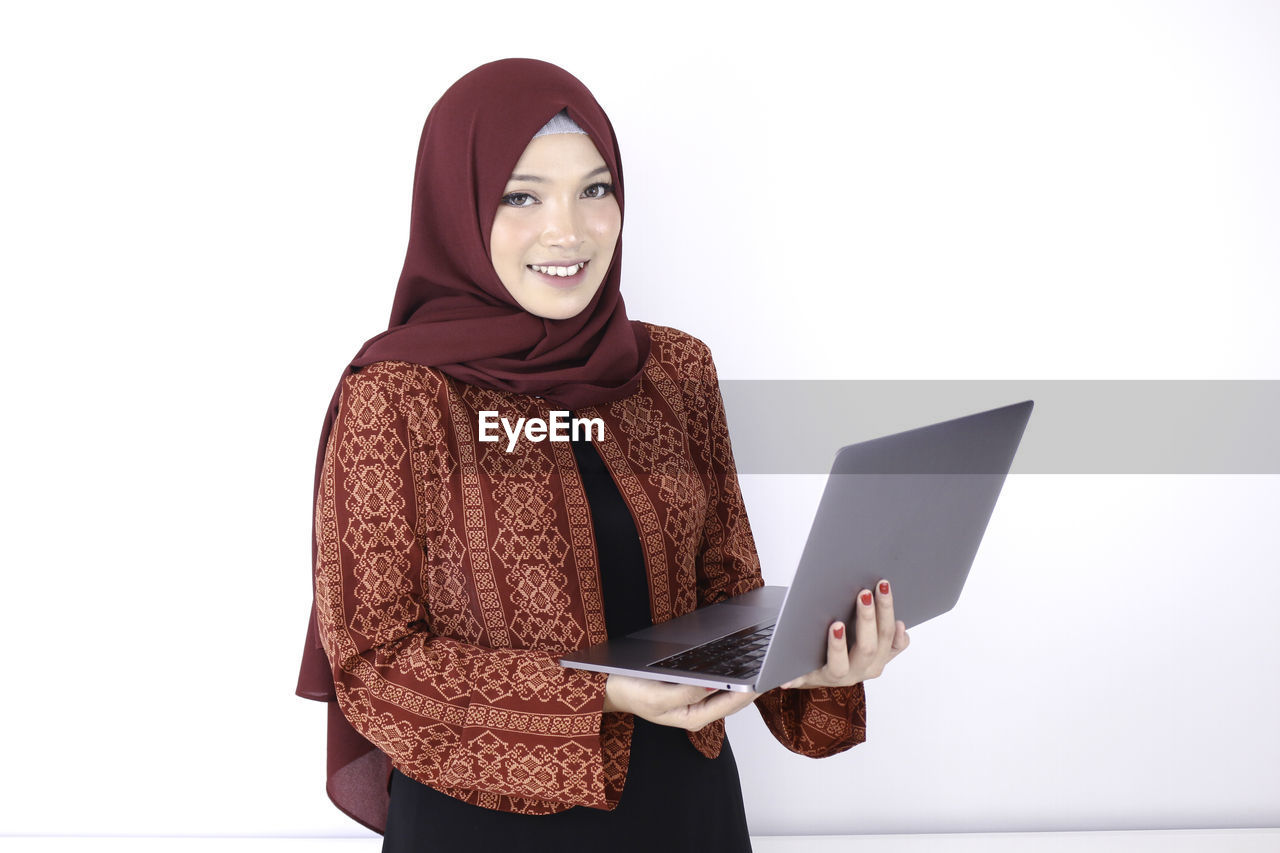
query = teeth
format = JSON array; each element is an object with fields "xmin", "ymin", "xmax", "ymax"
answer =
[{"xmin": 530, "ymin": 262, "xmax": 585, "ymax": 276}]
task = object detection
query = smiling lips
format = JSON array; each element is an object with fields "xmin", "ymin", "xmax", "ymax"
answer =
[
  {"xmin": 527, "ymin": 260, "xmax": 589, "ymax": 287},
  {"xmin": 528, "ymin": 261, "xmax": 587, "ymax": 277}
]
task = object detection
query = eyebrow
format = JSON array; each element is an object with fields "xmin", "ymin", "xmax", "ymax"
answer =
[{"xmin": 507, "ymin": 165, "xmax": 611, "ymax": 183}]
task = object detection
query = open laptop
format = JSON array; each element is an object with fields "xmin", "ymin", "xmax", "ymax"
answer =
[{"xmin": 559, "ymin": 400, "xmax": 1033, "ymax": 693}]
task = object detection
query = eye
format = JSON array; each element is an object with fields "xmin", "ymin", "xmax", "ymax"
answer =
[
  {"xmin": 501, "ymin": 191, "xmax": 537, "ymax": 208},
  {"xmin": 582, "ymin": 182, "xmax": 614, "ymax": 199}
]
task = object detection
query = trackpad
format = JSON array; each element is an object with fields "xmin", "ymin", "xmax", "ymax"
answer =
[{"xmin": 630, "ymin": 603, "xmax": 779, "ymax": 645}]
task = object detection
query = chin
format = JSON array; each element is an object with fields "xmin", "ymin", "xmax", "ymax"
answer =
[
  {"xmin": 532, "ymin": 298, "xmax": 594, "ymax": 321},
  {"xmin": 515, "ymin": 281, "xmax": 604, "ymax": 320}
]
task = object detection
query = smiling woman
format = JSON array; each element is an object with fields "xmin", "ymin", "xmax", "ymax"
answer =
[{"xmin": 297, "ymin": 58, "xmax": 884, "ymax": 853}]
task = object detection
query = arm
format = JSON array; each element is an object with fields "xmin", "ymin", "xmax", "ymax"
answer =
[
  {"xmin": 313, "ymin": 367, "xmax": 622, "ymax": 810},
  {"xmin": 688, "ymin": 342, "xmax": 868, "ymax": 758}
]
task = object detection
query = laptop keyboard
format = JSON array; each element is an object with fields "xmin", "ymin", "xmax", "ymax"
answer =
[{"xmin": 649, "ymin": 622, "xmax": 775, "ymax": 680}]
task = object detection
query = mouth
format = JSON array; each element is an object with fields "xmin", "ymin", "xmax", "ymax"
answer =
[{"xmin": 527, "ymin": 260, "xmax": 589, "ymax": 288}]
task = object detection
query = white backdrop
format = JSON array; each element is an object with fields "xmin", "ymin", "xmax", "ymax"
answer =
[{"xmin": 1, "ymin": 0, "xmax": 1276, "ymax": 840}]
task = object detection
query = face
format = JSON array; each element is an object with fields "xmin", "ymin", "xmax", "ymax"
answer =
[{"xmin": 489, "ymin": 133, "xmax": 621, "ymax": 320}]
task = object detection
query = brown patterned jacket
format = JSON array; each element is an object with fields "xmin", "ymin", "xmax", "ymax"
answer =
[{"xmin": 314, "ymin": 323, "xmax": 867, "ymax": 815}]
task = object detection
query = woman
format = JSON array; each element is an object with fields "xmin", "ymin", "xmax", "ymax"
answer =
[{"xmin": 296, "ymin": 58, "xmax": 909, "ymax": 851}]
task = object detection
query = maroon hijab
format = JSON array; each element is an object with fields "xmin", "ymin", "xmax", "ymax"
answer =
[{"xmin": 296, "ymin": 58, "xmax": 650, "ymax": 831}]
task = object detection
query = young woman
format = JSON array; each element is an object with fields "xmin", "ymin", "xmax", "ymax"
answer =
[{"xmin": 296, "ymin": 58, "xmax": 909, "ymax": 852}]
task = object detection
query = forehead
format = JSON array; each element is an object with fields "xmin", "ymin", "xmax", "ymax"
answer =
[{"xmin": 507, "ymin": 133, "xmax": 609, "ymax": 179}]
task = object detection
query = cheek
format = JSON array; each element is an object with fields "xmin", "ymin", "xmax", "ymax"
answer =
[
  {"xmin": 489, "ymin": 216, "xmax": 536, "ymax": 271},
  {"xmin": 588, "ymin": 202, "xmax": 622, "ymax": 251}
]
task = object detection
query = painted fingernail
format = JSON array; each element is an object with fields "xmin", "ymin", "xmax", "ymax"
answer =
[
  {"xmin": 833, "ymin": 624, "xmax": 845, "ymax": 640},
  {"xmin": 860, "ymin": 591, "xmax": 873, "ymax": 606},
  {"xmin": 879, "ymin": 581, "xmax": 890, "ymax": 595}
]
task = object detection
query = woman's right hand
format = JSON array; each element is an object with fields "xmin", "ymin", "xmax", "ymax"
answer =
[{"xmin": 603, "ymin": 674, "xmax": 759, "ymax": 731}]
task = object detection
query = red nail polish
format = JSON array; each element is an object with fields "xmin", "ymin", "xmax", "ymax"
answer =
[
  {"xmin": 879, "ymin": 581, "xmax": 890, "ymax": 595},
  {"xmin": 833, "ymin": 624, "xmax": 845, "ymax": 639},
  {"xmin": 860, "ymin": 591, "xmax": 873, "ymax": 606}
]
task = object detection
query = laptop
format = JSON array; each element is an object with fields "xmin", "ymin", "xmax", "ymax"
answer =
[{"xmin": 559, "ymin": 400, "xmax": 1033, "ymax": 693}]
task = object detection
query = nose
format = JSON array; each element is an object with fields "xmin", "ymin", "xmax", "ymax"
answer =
[{"xmin": 539, "ymin": 199, "xmax": 583, "ymax": 251}]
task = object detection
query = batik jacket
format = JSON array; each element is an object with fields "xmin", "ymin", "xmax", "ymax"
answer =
[{"xmin": 313, "ymin": 323, "xmax": 867, "ymax": 815}]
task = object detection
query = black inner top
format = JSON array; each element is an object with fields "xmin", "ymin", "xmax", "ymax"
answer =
[{"xmin": 567, "ymin": 421, "xmax": 653, "ymax": 639}]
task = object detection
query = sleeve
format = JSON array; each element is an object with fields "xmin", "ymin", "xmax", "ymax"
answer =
[
  {"xmin": 688, "ymin": 341, "xmax": 868, "ymax": 758},
  {"xmin": 313, "ymin": 367, "xmax": 623, "ymax": 811}
]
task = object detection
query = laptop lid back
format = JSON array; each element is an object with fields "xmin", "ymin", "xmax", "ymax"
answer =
[{"xmin": 754, "ymin": 400, "xmax": 1033, "ymax": 690}]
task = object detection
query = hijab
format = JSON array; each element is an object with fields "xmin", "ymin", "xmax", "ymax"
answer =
[{"xmin": 295, "ymin": 58, "xmax": 651, "ymax": 831}]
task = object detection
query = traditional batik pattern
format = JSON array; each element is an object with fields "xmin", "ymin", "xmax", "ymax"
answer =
[{"xmin": 314, "ymin": 324, "xmax": 866, "ymax": 816}]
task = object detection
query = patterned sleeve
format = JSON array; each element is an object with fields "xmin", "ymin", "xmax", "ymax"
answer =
[
  {"xmin": 687, "ymin": 340, "xmax": 868, "ymax": 758},
  {"xmin": 313, "ymin": 368, "xmax": 622, "ymax": 812}
]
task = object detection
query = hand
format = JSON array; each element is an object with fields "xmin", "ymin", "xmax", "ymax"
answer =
[
  {"xmin": 780, "ymin": 579, "xmax": 910, "ymax": 690},
  {"xmin": 603, "ymin": 674, "xmax": 759, "ymax": 730}
]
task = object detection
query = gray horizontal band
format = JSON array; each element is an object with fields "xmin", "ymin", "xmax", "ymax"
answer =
[{"xmin": 717, "ymin": 380, "xmax": 1280, "ymax": 475}]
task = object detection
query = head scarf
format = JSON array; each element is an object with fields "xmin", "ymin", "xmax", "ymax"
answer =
[{"xmin": 295, "ymin": 58, "xmax": 650, "ymax": 831}]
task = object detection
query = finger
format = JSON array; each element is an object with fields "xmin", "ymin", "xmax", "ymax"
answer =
[
  {"xmin": 676, "ymin": 683, "xmax": 718, "ymax": 706},
  {"xmin": 825, "ymin": 620, "xmax": 850, "ymax": 680},
  {"xmin": 690, "ymin": 689, "xmax": 759, "ymax": 728},
  {"xmin": 650, "ymin": 681, "xmax": 721, "ymax": 715},
  {"xmin": 890, "ymin": 620, "xmax": 910, "ymax": 654},
  {"xmin": 852, "ymin": 588, "xmax": 879, "ymax": 664},
  {"xmin": 875, "ymin": 579, "xmax": 897, "ymax": 648}
]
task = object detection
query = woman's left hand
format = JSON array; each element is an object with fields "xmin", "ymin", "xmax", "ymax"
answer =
[{"xmin": 779, "ymin": 579, "xmax": 910, "ymax": 690}]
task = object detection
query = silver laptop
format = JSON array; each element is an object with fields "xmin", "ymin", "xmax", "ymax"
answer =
[{"xmin": 559, "ymin": 400, "xmax": 1033, "ymax": 693}]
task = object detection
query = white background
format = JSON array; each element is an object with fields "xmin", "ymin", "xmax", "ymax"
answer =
[{"xmin": 1, "ymin": 0, "xmax": 1277, "ymax": 841}]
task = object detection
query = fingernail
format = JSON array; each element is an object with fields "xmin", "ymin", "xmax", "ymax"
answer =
[
  {"xmin": 833, "ymin": 624, "xmax": 845, "ymax": 640},
  {"xmin": 705, "ymin": 687, "xmax": 715, "ymax": 691},
  {"xmin": 860, "ymin": 591, "xmax": 873, "ymax": 606},
  {"xmin": 879, "ymin": 581, "xmax": 890, "ymax": 595}
]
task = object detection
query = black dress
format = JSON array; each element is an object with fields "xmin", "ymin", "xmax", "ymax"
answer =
[{"xmin": 381, "ymin": 426, "xmax": 754, "ymax": 852}]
